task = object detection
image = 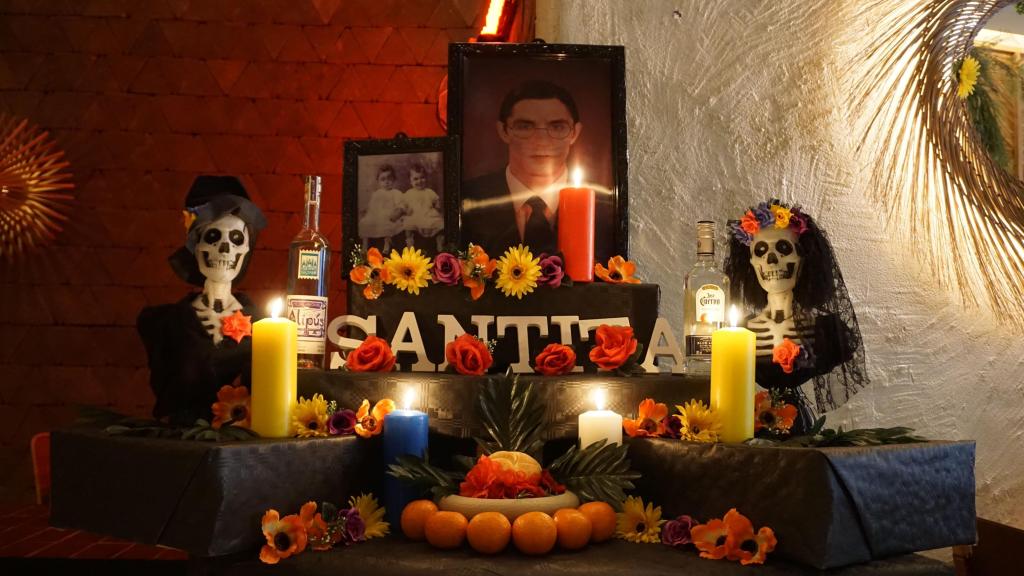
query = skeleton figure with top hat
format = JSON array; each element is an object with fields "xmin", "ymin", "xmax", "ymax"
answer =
[
  {"xmin": 137, "ymin": 176, "xmax": 267, "ymax": 425},
  {"xmin": 724, "ymin": 201, "xmax": 867, "ymax": 435}
]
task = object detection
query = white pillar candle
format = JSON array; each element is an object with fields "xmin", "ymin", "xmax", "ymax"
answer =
[{"xmin": 578, "ymin": 388, "xmax": 623, "ymax": 448}]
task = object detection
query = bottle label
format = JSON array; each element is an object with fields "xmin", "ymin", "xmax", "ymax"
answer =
[
  {"xmin": 695, "ymin": 284, "xmax": 725, "ymax": 323},
  {"xmin": 686, "ymin": 335, "xmax": 713, "ymax": 357},
  {"xmin": 286, "ymin": 295, "xmax": 328, "ymax": 355},
  {"xmin": 297, "ymin": 249, "xmax": 321, "ymax": 281}
]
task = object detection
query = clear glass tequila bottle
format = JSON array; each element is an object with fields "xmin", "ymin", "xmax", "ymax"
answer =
[
  {"xmin": 683, "ymin": 220, "xmax": 729, "ymax": 375},
  {"xmin": 286, "ymin": 175, "xmax": 330, "ymax": 369}
]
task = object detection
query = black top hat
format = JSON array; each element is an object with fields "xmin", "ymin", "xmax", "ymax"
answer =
[{"xmin": 169, "ymin": 176, "xmax": 268, "ymax": 286}]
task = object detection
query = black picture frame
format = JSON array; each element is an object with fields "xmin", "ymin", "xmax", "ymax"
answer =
[
  {"xmin": 342, "ymin": 134, "xmax": 460, "ymax": 274},
  {"xmin": 447, "ymin": 42, "xmax": 628, "ymax": 262}
]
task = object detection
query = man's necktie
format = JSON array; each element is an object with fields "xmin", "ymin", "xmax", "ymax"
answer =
[{"xmin": 523, "ymin": 195, "xmax": 556, "ymax": 252}]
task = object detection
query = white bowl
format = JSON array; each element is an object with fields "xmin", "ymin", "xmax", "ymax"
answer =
[{"xmin": 438, "ymin": 491, "xmax": 580, "ymax": 521}]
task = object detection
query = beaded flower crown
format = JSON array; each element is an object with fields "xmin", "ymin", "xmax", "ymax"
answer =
[{"xmin": 728, "ymin": 200, "xmax": 809, "ymax": 246}]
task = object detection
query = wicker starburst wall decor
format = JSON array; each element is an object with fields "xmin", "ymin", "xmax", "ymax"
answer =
[
  {"xmin": 847, "ymin": 0, "xmax": 1024, "ymax": 327},
  {"xmin": 0, "ymin": 114, "xmax": 74, "ymax": 260}
]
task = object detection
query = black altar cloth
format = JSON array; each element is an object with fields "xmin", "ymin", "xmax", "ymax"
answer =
[
  {"xmin": 49, "ymin": 429, "xmax": 379, "ymax": 557},
  {"xmin": 628, "ymin": 438, "xmax": 976, "ymax": 569},
  {"xmin": 298, "ymin": 370, "xmax": 709, "ymax": 440},
  {"xmin": 207, "ymin": 537, "xmax": 954, "ymax": 575}
]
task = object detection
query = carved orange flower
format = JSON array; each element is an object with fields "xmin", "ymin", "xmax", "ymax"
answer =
[
  {"xmin": 220, "ymin": 310, "xmax": 252, "ymax": 343},
  {"xmin": 211, "ymin": 384, "xmax": 250, "ymax": 429},
  {"xmin": 594, "ymin": 255, "xmax": 640, "ymax": 284},
  {"xmin": 355, "ymin": 398, "xmax": 396, "ymax": 438},
  {"xmin": 623, "ymin": 398, "xmax": 668, "ymax": 438}
]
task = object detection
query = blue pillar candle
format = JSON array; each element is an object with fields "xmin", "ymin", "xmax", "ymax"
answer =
[{"xmin": 382, "ymin": 397, "xmax": 429, "ymax": 527}]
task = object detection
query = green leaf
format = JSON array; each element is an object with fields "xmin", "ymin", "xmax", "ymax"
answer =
[
  {"xmin": 473, "ymin": 369, "xmax": 545, "ymax": 459},
  {"xmin": 387, "ymin": 454, "xmax": 459, "ymax": 499},
  {"xmin": 548, "ymin": 440, "xmax": 641, "ymax": 509},
  {"xmin": 781, "ymin": 416, "xmax": 927, "ymax": 447}
]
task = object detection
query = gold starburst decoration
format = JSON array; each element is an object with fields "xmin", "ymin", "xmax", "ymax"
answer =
[
  {"xmin": 0, "ymin": 115, "xmax": 74, "ymax": 260},
  {"xmin": 848, "ymin": 0, "xmax": 1024, "ymax": 328}
]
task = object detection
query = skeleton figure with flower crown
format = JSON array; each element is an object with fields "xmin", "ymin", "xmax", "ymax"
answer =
[
  {"xmin": 137, "ymin": 176, "xmax": 267, "ymax": 425},
  {"xmin": 724, "ymin": 201, "xmax": 867, "ymax": 434}
]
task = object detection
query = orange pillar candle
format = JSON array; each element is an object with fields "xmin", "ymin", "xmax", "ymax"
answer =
[{"xmin": 558, "ymin": 167, "xmax": 595, "ymax": 282}]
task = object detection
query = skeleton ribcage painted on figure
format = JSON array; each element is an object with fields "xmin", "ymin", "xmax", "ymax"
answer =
[{"xmin": 747, "ymin": 314, "xmax": 816, "ymax": 356}]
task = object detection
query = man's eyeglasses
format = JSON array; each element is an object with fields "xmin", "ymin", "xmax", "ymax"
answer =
[{"xmin": 505, "ymin": 120, "xmax": 575, "ymax": 140}]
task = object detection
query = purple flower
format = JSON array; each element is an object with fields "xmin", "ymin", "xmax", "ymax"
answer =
[
  {"xmin": 662, "ymin": 415, "xmax": 682, "ymax": 439},
  {"xmin": 432, "ymin": 252, "xmax": 461, "ymax": 286},
  {"xmin": 753, "ymin": 203, "xmax": 775, "ymax": 229},
  {"xmin": 661, "ymin": 515, "xmax": 697, "ymax": 547},
  {"xmin": 729, "ymin": 221, "xmax": 753, "ymax": 246},
  {"xmin": 328, "ymin": 409, "xmax": 356, "ymax": 436},
  {"xmin": 537, "ymin": 253, "xmax": 565, "ymax": 288},
  {"xmin": 337, "ymin": 508, "xmax": 365, "ymax": 544},
  {"xmin": 789, "ymin": 213, "xmax": 808, "ymax": 235}
]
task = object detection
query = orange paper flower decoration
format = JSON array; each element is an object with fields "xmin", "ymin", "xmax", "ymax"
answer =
[
  {"xmin": 458, "ymin": 454, "xmax": 561, "ymax": 499},
  {"xmin": 772, "ymin": 338, "xmax": 801, "ymax": 374},
  {"xmin": 349, "ymin": 247, "xmax": 391, "ymax": 300},
  {"xmin": 211, "ymin": 384, "xmax": 250, "ymax": 429},
  {"xmin": 220, "ymin": 310, "xmax": 253, "ymax": 343},
  {"xmin": 594, "ymin": 255, "xmax": 640, "ymax": 284},
  {"xmin": 259, "ymin": 509, "xmax": 308, "ymax": 564},
  {"xmin": 623, "ymin": 398, "xmax": 668, "ymax": 438},
  {"xmin": 355, "ymin": 398, "xmax": 396, "ymax": 438}
]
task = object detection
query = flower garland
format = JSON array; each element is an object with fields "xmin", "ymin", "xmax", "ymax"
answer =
[
  {"xmin": 349, "ymin": 243, "xmax": 638, "ymax": 301},
  {"xmin": 290, "ymin": 394, "xmax": 395, "ymax": 439},
  {"xmin": 623, "ymin": 398, "xmax": 723, "ymax": 443},
  {"xmin": 614, "ymin": 497, "xmax": 777, "ymax": 565},
  {"xmin": 259, "ymin": 494, "xmax": 387, "ymax": 564},
  {"xmin": 728, "ymin": 199, "xmax": 808, "ymax": 246}
]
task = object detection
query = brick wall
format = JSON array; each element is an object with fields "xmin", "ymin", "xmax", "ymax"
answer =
[{"xmin": 0, "ymin": 0, "xmax": 488, "ymax": 504}]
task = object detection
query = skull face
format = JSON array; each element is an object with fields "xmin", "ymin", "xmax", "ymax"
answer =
[
  {"xmin": 749, "ymin": 227, "xmax": 801, "ymax": 295},
  {"xmin": 195, "ymin": 214, "xmax": 249, "ymax": 283}
]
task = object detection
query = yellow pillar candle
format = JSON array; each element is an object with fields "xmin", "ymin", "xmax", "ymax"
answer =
[
  {"xmin": 251, "ymin": 298, "xmax": 298, "ymax": 438},
  {"xmin": 710, "ymin": 306, "xmax": 755, "ymax": 443}
]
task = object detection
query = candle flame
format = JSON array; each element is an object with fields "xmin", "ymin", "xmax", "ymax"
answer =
[
  {"xmin": 480, "ymin": 0, "xmax": 504, "ymax": 35},
  {"xmin": 269, "ymin": 298, "xmax": 283, "ymax": 319},
  {"xmin": 729, "ymin": 305, "xmax": 740, "ymax": 328},
  {"xmin": 402, "ymin": 388, "xmax": 416, "ymax": 411},
  {"xmin": 591, "ymin": 388, "xmax": 607, "ymax": 411},
  {"xmin": 572, "ymin": 166, "xmax": 583, "ymax": 188}
]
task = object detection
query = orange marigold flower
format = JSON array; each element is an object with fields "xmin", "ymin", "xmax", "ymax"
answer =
[
  {"xmin": 259, "ymin": 509, "xmax": 308, "ymax": 564},
  {"xmin": 220, "ymin": 310, "xmax": 253, "ymax": 343},
  {"xmin": 691, "ymin": 517, "xmax": 730, "ymax": 560},
  {"xmin": 594, "ymin": 255, "xmax": 640, "ymax": 284},
  {"xmin": 772, "ymin": 338, "xmax": 801, "ymax": 374},
  {"xmin": 355, "ymin": 398, "xmax": 396, "ymax": 438},
  {"xmin": 623, "ymin": 398, "xmax": 668, "ymax": 438},
  {"xmin": 723, "ymin": 508, "xmax": 776, "ymax": 565},
  {"xmin": 211, "ymin": 384, "xmax": 250, "ymax": 429}
]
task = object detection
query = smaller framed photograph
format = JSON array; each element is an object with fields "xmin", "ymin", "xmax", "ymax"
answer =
[{"xmin": 343, "ymin": 134, "xmax": 460, "ymax": 273}]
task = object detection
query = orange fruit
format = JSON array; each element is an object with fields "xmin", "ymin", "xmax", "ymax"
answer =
[
  {"xmin": 400, "ymin": 500, "xmax": 438, "ymax": 541},
  {"xmin": 553, "ymin": 508, "xmax": 592, "ymax": 550},
  {"xmin": 424, "ymin": 510, "xmax": 468, "ymax": 549},
  {"xmin": 466, "ymin": 511, "xmax": 512, "ymax": 554},
  {"xmin": 578, "ymin": 501, "xmax": 616, "ymax": 543},
  {"xmin": 512, "ymin": 511, "xmax": 557, "ymax": 555}
]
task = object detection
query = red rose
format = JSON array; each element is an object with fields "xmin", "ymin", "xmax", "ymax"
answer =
[
  {"xmin": 445, "ymin": 333, "xmax": 493, "ymax": 376},
  {"xmin": 772, "ymin": 338, "xmax": 801, "ymax": 374},
  {"xmin": 345, "ymin": 335, "xmax": 396, "ymax": 372},
  {"xmin": 589, "ymin": 324, "xmax": 638, "ymax": 371},
  {"xmin": 533, "ymin": 343, "xmax": 577, "ymax": 376}
]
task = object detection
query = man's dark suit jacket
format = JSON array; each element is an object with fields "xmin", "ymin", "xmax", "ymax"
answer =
[{"xmin": 460, "ymin": 170, "xmax": 558, "ymax": 257}]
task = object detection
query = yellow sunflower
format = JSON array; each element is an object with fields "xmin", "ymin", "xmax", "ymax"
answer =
[
  {"xmin": 616, "ymin": 496, "xmax": 665, "ymax": 543},
  {"xmin": 385, "ymin": 247, "xmax": 432, "ymax": 295},
  {"xmin": 349, "ymin": 493, "xmax": 389, "ymax": 539},
  {"xmin": 675, "ymin": 399, "xmax": 722, "ymax": 443},
  {"xmin": 291, "ymin": 394, "xmax": 330, "ymax": 437},
  {"xmin": 958, "ymin": 56, "xmax": 980, "ymax": 100},
  {"xmin": 495, "ymin": 244, "xmax": 541, "ymax": 299}
]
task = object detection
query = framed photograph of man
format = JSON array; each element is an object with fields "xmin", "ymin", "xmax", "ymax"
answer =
[
  {"xmin": 448, "ymin": 42, "xmax": 628, "ymax": 263},
  {"xmin": 342, "ymin": 134, "xmax": 460, "ymax": 272}
]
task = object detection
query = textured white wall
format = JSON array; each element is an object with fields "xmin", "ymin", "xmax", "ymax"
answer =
[{"xmin": 549, "ymin": 0, "xmax": 1024, "ymax": 528}]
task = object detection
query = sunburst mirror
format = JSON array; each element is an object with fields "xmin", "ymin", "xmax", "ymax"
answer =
[{"xmin": 0, "ymin": 114, "xmax": 74, "ymax": 260}]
